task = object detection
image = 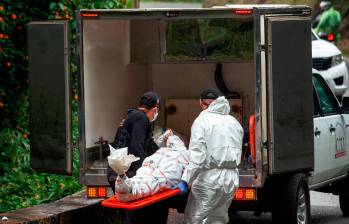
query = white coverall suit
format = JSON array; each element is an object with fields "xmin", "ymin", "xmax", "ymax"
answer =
[{"xmin": 181, "ymin": 96, "xmax": 243, "ymax": 224}]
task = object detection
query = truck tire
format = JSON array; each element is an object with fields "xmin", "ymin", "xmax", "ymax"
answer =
[
  {"xmin": 339, "ymin": 193, "xmax": 349, "ymax": 217},
  {"xmin": 272, "ymin": 174, "xmax": 310, "ymax": 224},
  {"xmin": 339, "ymin": 176, "xmax": 349, "ymax": 217}
]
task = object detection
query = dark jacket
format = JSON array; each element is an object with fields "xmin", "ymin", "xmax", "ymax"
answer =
[{"xmin": 107, "ymin": 109, "xmax": 159, "ymax": 183}]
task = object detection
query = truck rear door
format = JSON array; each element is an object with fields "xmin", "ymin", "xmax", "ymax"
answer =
[
  {"xmin": 28, "ymin": 21, "xmax": 72, "ymax": 174},
  {"xmin": 265, "ymin": 16, "xmax": 314, "ymax": 174}
]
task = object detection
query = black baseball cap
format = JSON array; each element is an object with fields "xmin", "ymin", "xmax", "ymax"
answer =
[
  {"xmin": 139, "ymin": 92, "xmax": 160, "ymax": 109},
  {"xmin": 201, "ymin": 88, "xmax": 220, "ymax": 100}
]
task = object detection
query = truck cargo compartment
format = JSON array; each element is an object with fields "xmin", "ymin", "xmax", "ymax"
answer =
[{"xmin": 80, "ymin": 17, "xmax": 257, "ymax": 188}]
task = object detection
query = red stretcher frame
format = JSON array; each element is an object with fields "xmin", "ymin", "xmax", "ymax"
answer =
[{"xmin": 101, "ymin": 189, "xmax": 181, "ymax": 210}]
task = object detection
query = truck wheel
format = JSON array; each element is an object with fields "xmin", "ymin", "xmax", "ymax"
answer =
[
  {"xmin": 272, "ymin": 174, "xmax": 310, "ymax": 224},
  {"xmin": 339, "ymin": 189, "xmax": 349, "ymax": 216}
]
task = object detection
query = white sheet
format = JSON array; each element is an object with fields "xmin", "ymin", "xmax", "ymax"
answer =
[{"xmin": 112, "ymin": 135, "xmax": 188, "ymax": 202}]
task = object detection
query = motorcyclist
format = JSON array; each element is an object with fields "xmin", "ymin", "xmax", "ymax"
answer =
[{"xmin": 314, "ymin": 1, "xmax": 341, "ymax": 43}]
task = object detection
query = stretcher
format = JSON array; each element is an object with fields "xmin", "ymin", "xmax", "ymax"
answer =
[{"xmin": 101, "ymin": 188, "xmax": 181, "ymax": 210}]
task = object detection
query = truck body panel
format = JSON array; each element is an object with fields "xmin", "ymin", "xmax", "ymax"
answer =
[
  {"xmin": 266, "ymin": 16, "xmax": 313, "ymax": 174},
  {"xmin": 28, "ymin": 21, "xmax": 72, "ymax": 175}
]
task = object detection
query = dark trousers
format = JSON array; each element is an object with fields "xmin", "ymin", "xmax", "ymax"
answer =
[{"xmin": 121, "ymin": 201, "xmax": 169, "ymax": 224}]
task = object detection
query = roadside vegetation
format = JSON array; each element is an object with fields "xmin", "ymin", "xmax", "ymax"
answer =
[{"xmin": 0, "ymin": 0, "xmax": 127, "ymax": 213}]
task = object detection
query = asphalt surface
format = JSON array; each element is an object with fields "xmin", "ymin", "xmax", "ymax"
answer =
[{"xmin": 167, "ymin": 191, "xmax": 349, "ymax": 224}]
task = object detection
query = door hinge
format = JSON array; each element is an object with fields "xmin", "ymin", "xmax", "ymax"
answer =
[
  {"xmin": 258, "ymin": 43, "xmax": 265, "ymax": 52},
  {"xmin": 262, "ymin": 141, "xmax": 269, "ymax": 149}
]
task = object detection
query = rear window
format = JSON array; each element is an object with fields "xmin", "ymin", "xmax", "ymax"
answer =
[{"xmin": 166, "ymin": 18, "xmax": 254, "ymax": 61}]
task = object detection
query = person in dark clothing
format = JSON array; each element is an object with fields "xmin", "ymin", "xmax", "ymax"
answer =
[{"xmin": 107, "ymin": 92, "xmax": 169, "ymax": 224}]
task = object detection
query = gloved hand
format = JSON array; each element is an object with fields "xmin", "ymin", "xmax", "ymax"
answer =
[{"xmin": 172, "ymin": 181, "xmax": 189, "ymax": 195}]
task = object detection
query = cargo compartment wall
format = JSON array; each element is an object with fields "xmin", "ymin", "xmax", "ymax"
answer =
[
  {"xmin": 150, "ymin": 62, "xmax": 255, "ymax": 129},
  {"xmin": 83, "ymin": 20, "xmax": 148, "ymax": 148}
]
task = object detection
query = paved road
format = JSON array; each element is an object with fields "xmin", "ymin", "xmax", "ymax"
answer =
[{"xmin": 167, "ymin": 191, "xmax": 349, "ymax": 224}]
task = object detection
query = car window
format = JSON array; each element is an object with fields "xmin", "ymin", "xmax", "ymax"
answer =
[
  {"xmin": 311, "ymin": 32, "xmax": 317, "ymax": 41},
  {"xmin": 313, "ymin": 75, "xmax": 338, "ymax": 115},
  {"xmin": 313, "ymin": 87, "xmax": 321, "ymax": 116}
]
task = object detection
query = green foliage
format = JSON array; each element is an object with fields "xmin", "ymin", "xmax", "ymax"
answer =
[
  {"xmin": 0, "ymin": 0, "xmax": 127, "ymax": 213},
  {"xmin": 0, "ymin": 127, "xmax": 82, "ymax": 213},
  {"xmin": 166, "ymin": 18, "xmax": 253, "ymax": 61}
]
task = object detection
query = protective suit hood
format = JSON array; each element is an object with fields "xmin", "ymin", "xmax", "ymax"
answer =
[{"xmin": 206, "ymin": 96, "xmax": 230, "ymax": 115}]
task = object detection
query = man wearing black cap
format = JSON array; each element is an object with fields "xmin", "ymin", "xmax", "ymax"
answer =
[
  {"xmin": 174, "ymin": 88, "xmax": 244, "ymax": 224},
  {"xmin": 107, "ymin": 92, "xmax": 169, "ymax": 224}
]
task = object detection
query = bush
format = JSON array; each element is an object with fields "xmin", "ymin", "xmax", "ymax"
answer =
[
  {"xmin": 0, "ymin": 126, "xmax": 82, "ymax": 213},
  {"xmin": 0, "ymin": 0, "xmax": 127, "ymax": 213}
]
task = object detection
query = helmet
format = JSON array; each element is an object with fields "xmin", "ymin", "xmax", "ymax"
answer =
[{"xmin": 320, "ymin": 1, "xmax": 332, "ymax": 10}]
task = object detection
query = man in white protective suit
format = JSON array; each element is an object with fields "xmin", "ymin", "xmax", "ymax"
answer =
[{"xmin": 173, "ymin": 88, "xmax": 244, "ymax": 224}]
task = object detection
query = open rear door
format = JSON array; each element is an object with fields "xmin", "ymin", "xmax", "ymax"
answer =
[
  {"xmin": 266, "ymin": 16, "xmax": 314, "ymax": 174},
  {"xmin": 28, "ymin": 21, "xmax": 72, "ymax": 175}
]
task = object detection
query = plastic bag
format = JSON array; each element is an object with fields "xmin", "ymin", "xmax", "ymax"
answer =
[{"xmin": 107, "ymin": 146, "xmax": 140, "ymax": 175}]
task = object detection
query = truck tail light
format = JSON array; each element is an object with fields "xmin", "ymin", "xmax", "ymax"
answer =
[
  {"xmin": 87, "ymin": 186, "xmax": 108, "ymax": 198},
  {"xmin": 81, "ymin": 13, "xmax": 99, "ymax": 18},
  {"xmin": 327, "ymin": 33, "xmax": 334, "ymax": 42},
  {"xmin": 233, "ymin": 188, "xmax": 256, "ymax": 201},
  {"xmin": 234, "ymin": 9, "xmax": 253, "ymax": 15},
  {"xmin": 249, "ymin": 115, "xmax": 256, "ymax": 165}
]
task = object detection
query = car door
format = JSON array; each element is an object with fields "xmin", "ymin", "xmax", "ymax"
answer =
[
  {"xmin": 312, "ymin": 74, "xmax": 347, "ymax": 184},
  {"xmin": 312, "ymin": 86, "xmax": 333, "ymax": 184}
]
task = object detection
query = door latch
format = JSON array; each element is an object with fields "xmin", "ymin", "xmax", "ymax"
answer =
[
  {"xmin": 329, "ymin": 125, "xmax": 336, "ymax": 133},
  {"xmin": 314, "ymin": 127, "xmax": 321, "ymax": 137}
]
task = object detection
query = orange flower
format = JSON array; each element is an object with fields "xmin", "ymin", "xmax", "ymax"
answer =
[
  {"xmin": 12, "ymin": 14, "xmax": 17, "ymax": 20},
  {"xmin": 6, "ymin": 62, "xmax": 11, "ymax": 67},
  {"xmin": 0, "ymin": 34, "xmax": 3, "ymax": 39},
  {"xmin": 0, "ymin": 17, "xmax": 4, "ymax": 22},
  {"xmin": 0, "ymin": 101, "xmax": 4, "ymax": 108},
  {"xmin": 4, "ymin": 34, "xmax": 9, "ymax": 39},
  {"xmin": 60, "ymin": 183, "xmax": 65, "ymax": 190},
  {"xmin": 74, "ymin": 94, "xmax": 78, "ymax": 102},
  {"xmin": 23, "ymin": 133, "xmax": 28, "ymax": 139},
  {"xmin": 0, "ymin": 6, "xmax": 4, "ymax": 11}
]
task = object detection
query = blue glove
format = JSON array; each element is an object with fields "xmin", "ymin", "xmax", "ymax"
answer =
[{"xmin": 172, "ymin": 181, "xmax": 189, "ymax": 195}]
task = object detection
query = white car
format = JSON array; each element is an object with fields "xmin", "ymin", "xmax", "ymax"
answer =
[{"xmin": 312, "ymin": 30, "xmax": 348, "ymax": 97}]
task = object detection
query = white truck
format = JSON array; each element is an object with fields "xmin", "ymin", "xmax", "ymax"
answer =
[{"xmin": 27, "ymin": 5, "xmax": 349, "ymax": 224}]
